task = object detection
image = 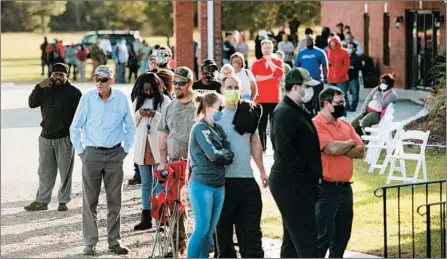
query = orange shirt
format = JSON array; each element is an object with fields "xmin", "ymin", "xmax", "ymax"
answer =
[
  {"xmin": 312, "ymin": 112, "xmax": 363, "ymax": 182},
  {"xmin": 251, "ymin": 57, "xmax": 284, "ymax": 104}
]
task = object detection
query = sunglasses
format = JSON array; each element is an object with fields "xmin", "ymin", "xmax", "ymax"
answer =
[
  {"xmin": 94, "ymin": 77, "xmax": 110, "ymax": 83},
  {"xmin": 173, "ymin": 80, "xmax": 188, "ymax": 87}
]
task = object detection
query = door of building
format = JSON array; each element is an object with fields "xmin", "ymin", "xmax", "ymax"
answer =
[{"xmin": 405, "ymin": 9, "xmax": 440, "ymax": 89}]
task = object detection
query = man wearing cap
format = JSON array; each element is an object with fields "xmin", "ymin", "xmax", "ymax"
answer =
[
  {"xmin": 26, "ymin": 63, "xmax": 82, "ymax": 212},
  {"xmin": 70, "ymin": 65, "xmax": 136, "ymax": 256},
  {"xmin": 158, "ymin": 66, "xmax": 196, "ymax": 254},
  {"xmin": 312, "ymin": 86, "xmax": 365, "ymax": 258},
  {"xmin": 155, "ymin": 46, "xmax": 173, "ymax": 71},
  {"xmin": 269, "ymin": 67, "xmax": 323, "ymax": 257},
  {"xmin": 192, "ymin": 59, "xmax": 221, "ymax": 93}
]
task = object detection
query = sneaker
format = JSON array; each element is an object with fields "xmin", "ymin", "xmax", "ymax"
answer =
[
  {"xmin": 57, "ymin": 203, "xmax": 68, "ymax": 211},
  {"xmin": 24, "ymin": 201, "xmax": 48, "ymax": 211},
  {"xmin": 128, "ymin": 178, "xmax": 141, "ymax": 185},
  {"xmin": 83, "ymin": 245, "xmax": 96, "ymax": 256},
  {"xmin": 109, "ymin": 244, "xmax": 129, "ymax": 255}
]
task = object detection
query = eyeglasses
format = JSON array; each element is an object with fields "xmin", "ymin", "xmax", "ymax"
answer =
[
  {"xmin": 203, "ymin": 66, "xmax": 217, "ymax": 73},
  {"xmin": 94, "ymin": 77, "xmax": 110, "ymax": 83},
  {"xmin": 212, "ymin": 105, "xmax": 224, "ymax": 112},
  {"xmin": 331, "ymin": 100, "xmax": 345, "ymax": 106},
  {"xmin": 173, "ymin": 80, "xmax": 188, "ymax": 88}
]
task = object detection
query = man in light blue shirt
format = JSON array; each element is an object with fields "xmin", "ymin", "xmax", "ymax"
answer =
[{"xmin": 70, "ymin": 65, "xmax": 136, "ymax": 256}]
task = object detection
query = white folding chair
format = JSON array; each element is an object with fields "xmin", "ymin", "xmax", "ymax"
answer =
[
  {"xmin": 362, "ymin": 103, "xmax": 395, "ymax": 136},
  {"xmin": 385, "ymin": 130, "xmax": 430, "ymax": 184},
  {"xmin": 364, "ymin": 122, "xmax": 404, "ymax": 174}
]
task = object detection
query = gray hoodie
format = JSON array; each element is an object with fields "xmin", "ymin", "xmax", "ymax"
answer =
[{"xmin": 361, "ymin": 86, "xmax": 398, "ymax": 115}]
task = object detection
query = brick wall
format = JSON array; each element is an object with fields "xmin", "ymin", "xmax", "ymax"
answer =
[
  {"xmin": 198, "ymin": 0, "xmax": 222, "ymax": 76},
  {"xmin": 173, "ymin": 1, "xmax": 194, "ymax": 72},
  {"xmin": 321, "ymin": 1, "xmax": 446, "ymax": 89}
]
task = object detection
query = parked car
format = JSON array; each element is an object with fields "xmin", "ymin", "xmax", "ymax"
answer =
[{"xmin": 81, "ymin": 30, "xmax": 140, "ymax": 50}]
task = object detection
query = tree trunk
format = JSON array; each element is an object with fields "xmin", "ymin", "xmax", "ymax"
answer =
[
  {"xmin": 40, "ymin": 14, "xmax": 46, "ymax": 34},
  {"xmin": 166, "ymin": 35, "xmax": 170, "ymax": 48}
]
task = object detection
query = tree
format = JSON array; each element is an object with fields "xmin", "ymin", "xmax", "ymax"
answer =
[
  {"xmin": 145, "ymin": 1, "xmax": 173, "ymax": 46},
  {"xmin": 25, "ymin": 1, "xmax": 67, "ymax": 34}
]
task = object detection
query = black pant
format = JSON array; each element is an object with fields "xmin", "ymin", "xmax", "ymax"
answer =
[
  {"xmin": 258, "ymin": 103, "xmax": 277, "ymax": 151},
  {"xmin": 68, "ymin": 64, "xmax": 77, "ymax": 80},
  {"xmin": 215, "ymin": 178, "xmax": 264, "ymax": 258},
  {"xmin": 316, "ymin": 182, "xmax": 353, "ymax": 258},
  {"xmin": 133, "ymin": 163, "xmax": 140, "ymax": 179},
  {"xmin": 303, "ymin": 83, "xmax": 324, "ymax": 117},
  {"xmin": 269, "ymin": 173, "xmax": 319, "ymax": 258}
]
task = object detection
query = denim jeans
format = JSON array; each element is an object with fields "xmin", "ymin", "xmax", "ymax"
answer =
[
  {"xmin": 316, "ymin": 182, "xmax": 353, "ymax": 258},
  {"xmin": 138, "ymin": 165, "xmax": 162, "ymax": 210},
  {"xmin": 327, "ymin": 82, "xmax": 350, "ymax": 116},
  {"xmin": 115, "ymin": 63, "xmax": 125, "ymax": 83},
  {"xmin": 349, "ymin": 78, "xmax": 360, "ymax": 110},
  {"xmin": 140, "ymin": 60, "xmax": 148, "ymax": 74},
  {"xmin": 187, "ymin": 180, "xmax": 225, "ymax": 258}
]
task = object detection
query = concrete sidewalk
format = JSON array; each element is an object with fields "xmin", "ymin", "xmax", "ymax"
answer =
[{"xmin": 262, "ymin": 238, "xmax": 380, "ymax": 258}]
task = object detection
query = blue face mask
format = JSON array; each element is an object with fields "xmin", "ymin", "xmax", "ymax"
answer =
[{"xmin": 213, "ymin": 111, "xmax": 224, "ymax": 122}]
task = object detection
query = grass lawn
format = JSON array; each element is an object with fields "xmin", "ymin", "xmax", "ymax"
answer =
[
  {"xmin": 2, "ymin": 28, "xmax": 319, "ymax": 83},
  {"xmin": 260, "ymin": 149, "xmax": 446, "ymax": 258}
]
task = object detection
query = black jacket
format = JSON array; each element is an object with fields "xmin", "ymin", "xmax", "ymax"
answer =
[
  {"xmin": 29, "ymin": 81, "xmax": 82, "ymax": 139},
  {"xmin": 233, "ymin": 99, "xmax": 263, "ymax": 135},
  {"xmin": 270, "ymin": 96, "xmax": 322, "ymax": 181},
  {"xmin": 349, "ymin": 53, "xmax": 363, "ymax": 80}
]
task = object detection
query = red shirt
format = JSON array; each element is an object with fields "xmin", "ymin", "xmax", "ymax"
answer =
[{"xmin": 251, "ymin": 57, "xmax": 284, "ymax": 104}]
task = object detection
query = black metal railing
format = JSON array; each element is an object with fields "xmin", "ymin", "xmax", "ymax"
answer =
[
  {"xmin": 417, "ymin": 201, "xmax": 446, "ymax": 258},
  {"xmin": 374, "ymin": 179, "xmax": 446, "ymax": 258}
]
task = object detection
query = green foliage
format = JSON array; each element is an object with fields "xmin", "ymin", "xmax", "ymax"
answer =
[
  {"xmin": 145, "ymin": 1, "xmax": 173, "ymax": 45},
  {"xmin": 23, "ymin": 1, "xmax": 67, "ymax": 34}
]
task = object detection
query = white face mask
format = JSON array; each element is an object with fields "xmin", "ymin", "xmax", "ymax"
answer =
[
  {"xmin": 379, "ymin": 83, "xmax": 388, "ymax": 91},
  {"xmin": 300, "ymin": 86, "xmax": 314, "ymax": 103}
]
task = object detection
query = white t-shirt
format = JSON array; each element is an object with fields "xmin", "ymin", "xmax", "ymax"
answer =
[{"xmin": 235, "ymin": 69, "xmax": 256, "ymax": 99}]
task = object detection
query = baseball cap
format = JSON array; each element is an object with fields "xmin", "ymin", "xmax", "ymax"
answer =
[
  {"xmin": 285, "ymin": 67, "xmax": 320, "ymax": 86},
  {"xmin": 201, "ymin": 59, "xmax": 218, "ymax": 70},
  {"xmin": 94, "ymin": 65, "xmax": 114, "ymax": 78},
  {"xmin": 174, "ymin": 66, "xmax": 194, "ymax": 81}
]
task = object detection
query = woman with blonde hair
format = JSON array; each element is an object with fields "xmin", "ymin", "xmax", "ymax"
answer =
[
  {"xmin": 186, "ymin": 92, "xmax": 234, "ymax": 258},
  {"xmin": 230, "ymin": 52, "xmax": 258, "ymax": 101}
]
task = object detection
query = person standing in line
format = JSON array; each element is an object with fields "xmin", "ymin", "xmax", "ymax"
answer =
[
  {"xmin": 215, "ymin": 75, "xmax": 267, "ymax": 258},
  {"xmin": 99, "ymin": 35, "xmax": 112, "ymax": 65},
  {"xmin": 193, "ymin": 59, "xmax": 222, "ymax": 93},
  {"xmin": 346, "ymin": 42, "xmax": 363, "ymax": 112},
  {"xmin": 278, "ymin": 33, "xmax": 295, "ymax": 68},
  {"xmin": 132, "ymin": 72, "xmax": 171, "ymax": 231},
  {"xmin": 76, "ymin": 45, "xmax": 89, "ymax": 82},
  {"xmin": 65, "ymin": 43, "xmax": 79, "ymax": 81},
  {"xmin": 222, "ymin": 32, "xmax": 236, "ymax": 65},
  {"xmin": 312, "ymin": 86, "xmax": 365, "ymax": 258},
  {"xmin": 40, "ymin": 37, "xmax": 49, "ymax": 76},
  {"xmin": 25, "ymin": 63, "xmax": 82, "ymax": 212},
  {"xmin": 315, "ymin": 27, "xmax": 331, "ymax": 50},
  {"xmin": 158, "ymin": 66, "xmax": 197, "ymax": 254},
  {"xmin": 234, "ymin": 33, "xmax": 250, "ymax": 68},
  {"xmin": 157, "ymin": 69, "xmax": 175, "ymax": 98},
  {"xmin": 251, "ymin": 39, "xmax": 284, "ymax": 151},
  {"xmin": 269, "ymin": 67, "xmax": 322, "ymax": 258},
  {"xmin": 113, "ymin": 39, "xmax": 129, "ymax": 84},
  {"xmin": 186, "ymin": 92, "xmax": 234, "ymax": 258},
  {"xmin": 139, "ymin": 40, "xmax": 152, "ymax": 73},
  {"xmin": 326, "ymin": 35, "xmax": 351, "ymax": 116},
  {"xmin": 231, "ymin": 52, "xmax": 258, "ymax": 101},
  {"xmin": 295, "ymin": 34, "xmax": 328, "ymax": 117},
  {"xmin": 90, "ymin": 40, "xmax": 105, "ymax": 79},
  {"xmin": 335, "ymin": 23, "xmax": 345, "ymax": 41},
  {"xmin": 296, "ymin": 28, "xmax": 314, "ymax": 54},
  {"xmin": 273, "ymin": 51, "xmax": 291, "ymax": 100},
  {"xmin": 155, "ymin": 47, "xmax": 174, "ymax": 71},
  {"xmin": 70, "ymin": 65, "xmax": 136, "ymax": 256}
]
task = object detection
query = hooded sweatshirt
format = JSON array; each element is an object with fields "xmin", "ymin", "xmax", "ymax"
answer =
[{"xmin": 327, "ymin": 36, "xmax": 350, "ymax": 84}]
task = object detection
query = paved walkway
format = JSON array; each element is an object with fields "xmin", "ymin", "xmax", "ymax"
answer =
[{"xmin": 3, "ymin": 82, "xmax": 422, "ymax": 258}]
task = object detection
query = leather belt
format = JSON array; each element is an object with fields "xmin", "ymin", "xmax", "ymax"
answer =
[
  {"xmin": 87, "ymin": 143, "xmax": 121, "ymax": 151},
  {"xmin": 323, "ymin": 180, "xmax": 353, "ymax": 186}
]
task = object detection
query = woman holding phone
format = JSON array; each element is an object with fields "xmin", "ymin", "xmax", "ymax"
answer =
[{"xmin": 132, "ymin": 72, "xmax": 171, "ymax": 230}]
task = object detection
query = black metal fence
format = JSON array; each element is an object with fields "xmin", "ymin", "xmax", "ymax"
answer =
[
  {"xmin": 374, "ymin": 179, "xmax": 446, "ymax": 258},
  {"xmin": 417, "ymin": 201, "xmax": 446, "ymax": 258}
]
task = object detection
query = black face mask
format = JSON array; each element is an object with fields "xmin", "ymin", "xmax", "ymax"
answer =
[
  {"xmin": 331, "ymin": 104, "xmax": 345, "ymax": 119},
  {"xmin": 307, "ymin": 43, "xmax": 314, "ymax": 49},
  {"xmin": 146, "ymin": 93, "xmax": 154, "ymax": 99}
]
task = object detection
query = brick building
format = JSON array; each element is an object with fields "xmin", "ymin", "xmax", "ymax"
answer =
[
  {"xmin": 321, "ymin": 1, "xmax": 446, "ymax": 89},
  {"xmin": 173, "ymin": 1, "xmax": 222, "ymax": 80}
]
